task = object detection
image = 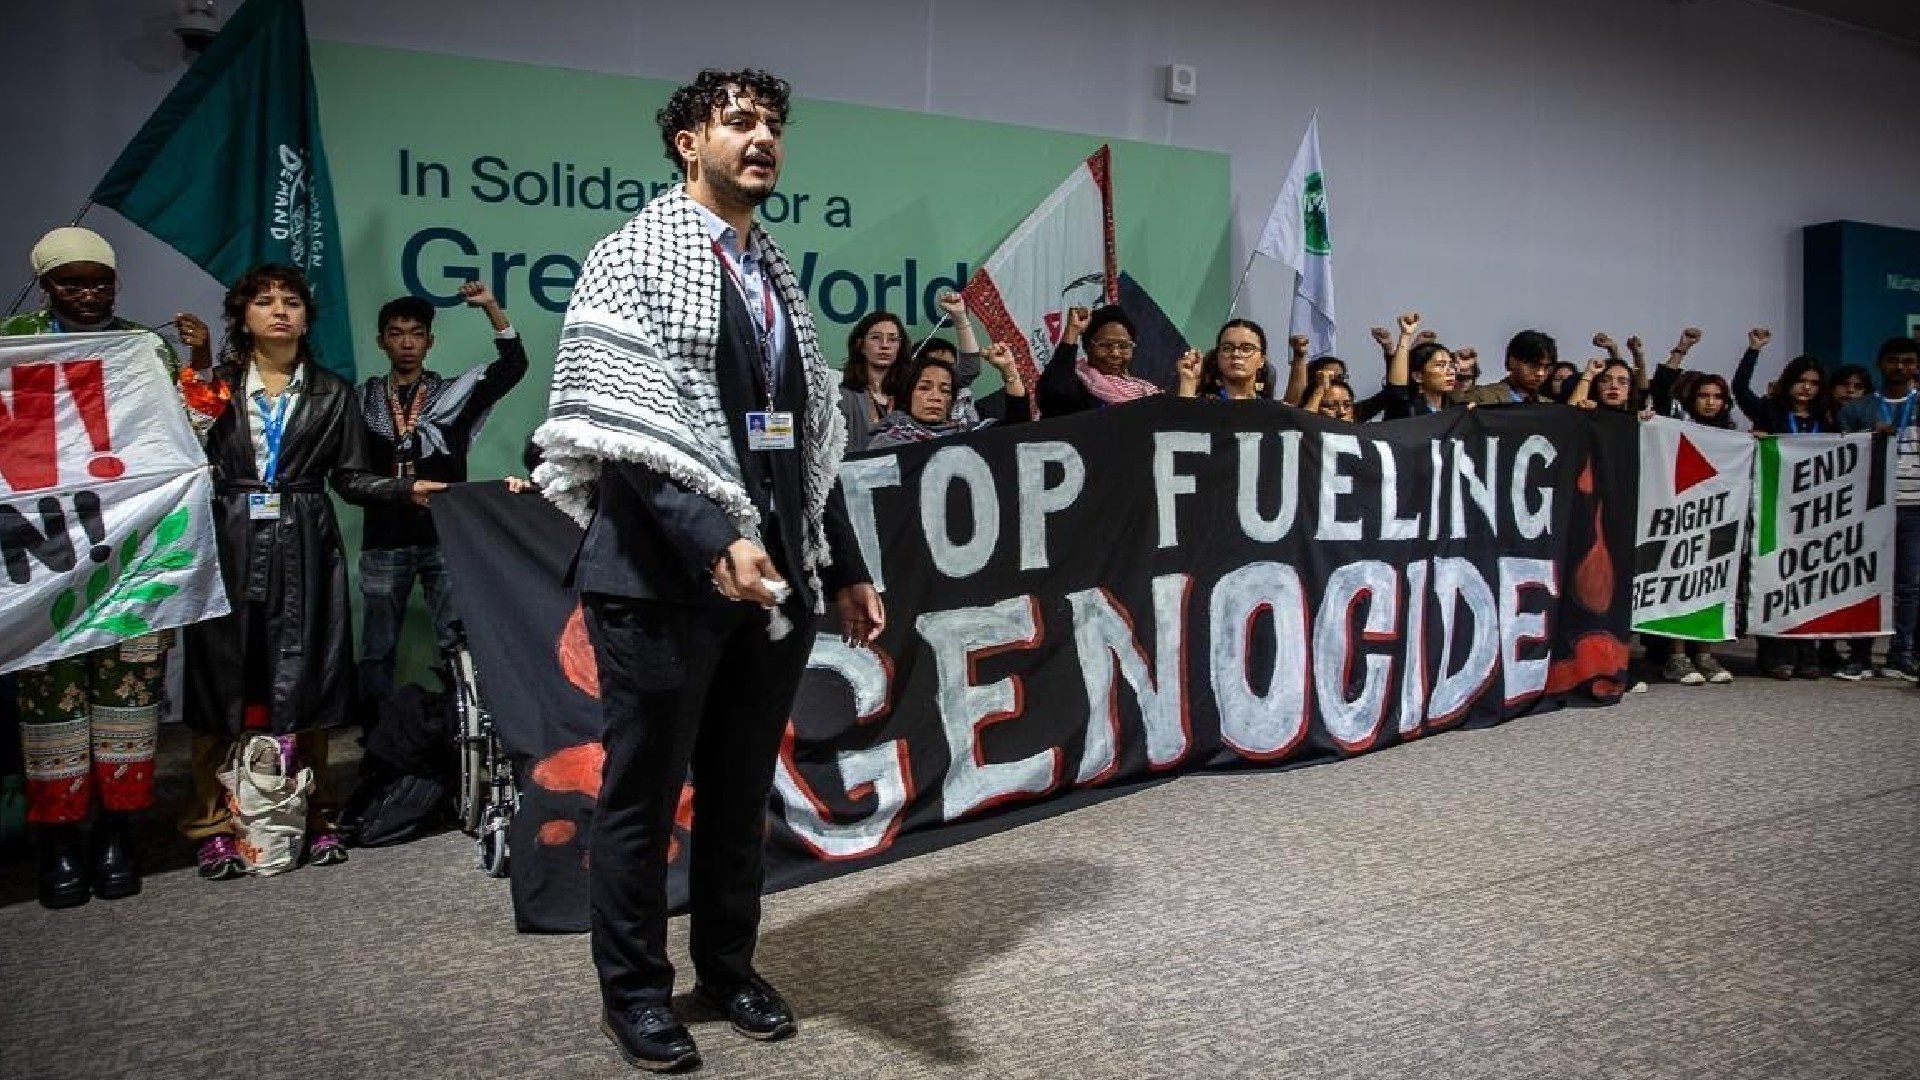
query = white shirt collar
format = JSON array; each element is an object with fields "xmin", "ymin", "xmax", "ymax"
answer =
[
  {"xmin": 689, "ymin": 199, "xmax": 757, "ymax": 259},
  {"xmin": 245, "ymin": 360, "xmax": 307, "ymax": 399}
]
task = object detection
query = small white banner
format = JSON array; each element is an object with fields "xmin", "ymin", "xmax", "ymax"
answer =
[
  {"xmin": 1630, "ymin": 418, "xmax": 1754, "ymax": 641},
  {"xmin": 1745, "ymin": 433, "xmax": 1895, "ymax": 638},
  {"xmin": 0, "ymin": 332, "xmax": 228, "ymax": 672}
]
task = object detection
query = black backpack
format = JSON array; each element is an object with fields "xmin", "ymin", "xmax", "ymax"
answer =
[{"xmin": 340, "ymin": 684, "xmax": 455, "ymax": 847}]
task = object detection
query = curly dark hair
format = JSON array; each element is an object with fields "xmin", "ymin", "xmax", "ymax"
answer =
[
  {"xmin": 656, "ymin": 69, "xmax": 792, "ymax": 170},
  {"xmin": 221, "ymin": 263, "xmax": 318, "ymax": 365}
]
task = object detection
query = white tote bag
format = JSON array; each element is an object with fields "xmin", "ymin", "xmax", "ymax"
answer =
[{"xmin": 217, "ymin": 734, "xmax": 314, "ymax": 877}]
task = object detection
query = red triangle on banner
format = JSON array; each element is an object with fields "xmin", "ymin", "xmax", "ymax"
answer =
[
  {"xmin": 1673, "ymin": 435, "xmax": 1717, "ymax": 495},
  {"xmin": 1781, "ymin": 595, "xmax": 1884, "ymax": 636}
]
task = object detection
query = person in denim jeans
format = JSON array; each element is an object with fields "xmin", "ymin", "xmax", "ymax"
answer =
[
  {"xmin": 357, "ymin": 282, "xmax": 528, "ymax": 702},
  {"xmin": 1837, "ymin": 336, "xmax": 1920, "ymax": 679}
]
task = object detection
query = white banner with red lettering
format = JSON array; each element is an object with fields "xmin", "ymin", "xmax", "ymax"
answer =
[
  {"xmin": 0, "ymin": 332, "xmax": 226, "ymax": 673},
  {"xmin": 961, "ymin": 146, "xmax": 1117, "ymax": 397}
]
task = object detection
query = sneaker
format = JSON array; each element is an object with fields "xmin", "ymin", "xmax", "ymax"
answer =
[
  {"xmin": 1880, "ymin": 653, "xmax": 1919, "ymax": 681},
  {"xmin": 305, "ymin": 832, "xmax": 349, "ymax": 867},
  {"xmin": 196, "ymin": 836, "xmax": 245, "ymax": 881},
  {"xmin": 1768, "ymin": 665, "xmax": 1795, "ymax": 681},
  {"xmin": 1662, "ymin": 655, "xmax": 1706, "ymax": 685},
  {"xmin": 1626, "ymin": 679, "xmax": 1649, "ymax": 694},
  {"xmin": 1694, "ymin": 654, "xmax": 1733, "ymax": 684},
  {"xmin": 1833, "ymin": 661, "xmax": 1869, "ymax": 681}
]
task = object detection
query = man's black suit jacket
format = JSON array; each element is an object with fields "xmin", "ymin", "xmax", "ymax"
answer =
[{"xmin": 570, "ymin": 271, "xmax": 869, "ymax": 613}]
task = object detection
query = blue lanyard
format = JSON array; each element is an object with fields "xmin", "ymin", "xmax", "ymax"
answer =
[
  {"xmin": 253, "ymin": 390, "xmax": 291, "ymax": 484},
  {"xmin": 1786, "ymin": 413, "xmax": 1819, "ymax": 435},
  {"xmin": 1879, "ymin": 393, "xmax": 1915, "ymax": 431}
]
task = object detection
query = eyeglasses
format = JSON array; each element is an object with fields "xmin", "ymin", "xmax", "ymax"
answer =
[
  {"xmin": 1218, "ymin": 342, "xmax": 1263, "ymax": 358},
  {"xmin": 1322, "ymin": 401, "xmax": 1355, "ymax": 413},
  {"xmin": 47, "ymin": 278, "xmax": 116, "ymax": 297},
  {"xmin": 1090, "ymin": 340, "xmax": 1136, "ymax": 354}
]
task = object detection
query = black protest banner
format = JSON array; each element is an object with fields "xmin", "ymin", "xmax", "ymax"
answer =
[
  {"xmin": 437, "ymin": 400, "xmax": 1637, "ymax": 932},
  {"xmin": 431, "ymin": 483, "xmax": 607, "ymax": 931}
]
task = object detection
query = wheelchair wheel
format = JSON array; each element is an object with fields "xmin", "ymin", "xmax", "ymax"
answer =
[
  {"xmin": 449, "ymin": 643, "xmax": 489, "ymax": 835},
  {"xmin": 478, "ymin": 805, "xmax": 511, "ymax": 878}
]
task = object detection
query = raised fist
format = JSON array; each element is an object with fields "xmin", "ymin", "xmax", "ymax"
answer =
[
  {"xmin": 459, "ymin": 280, "xmax": 498, "ymax": 308},
  {"xmin": 1748, "ymin": 327, "xmax": 1772, "ymax": 349},
  {"xmin": 984, "ymin": 341, "xmax": 1017, "ymax": 372},
  {"xmin": 1679, "ymin": 327, "xmax": 1703, "ymax": 348},
  {"xmin": 1397, "ymin": 312, "xmax": 1421, "ymax": 335},
  {"xmin": 1289, "ymin": 334, "xmax": 1311, "ymax": 357},
  {"xmin": 1371, "ymin": 326, "xmax": 1393, "ymax": 347},
  {"xmin": 1063, "ymin": 306, "xmax": 1091, "ymax": 339},
  {"xmin": 1177, "ymin": 349, "xmax": 1204, "ymax": 382},
  {"xmin": 936, "ymin": 290, "xmax": 967, "ymax": 318},
  {"xmin": 1592, "ymin": 332, "xmax": 1616, "ymax": 351},
  {"xmin": 1626, "ymin": 335, "xmax": 1644, "ymax": 354},
  {"xmin": 1415, "ymin": 330, "xmax": 1437, "ymax": 345},
  {"xmin": 1585, "ymin": 356, "xmax": 1608, "ymax": 377}
]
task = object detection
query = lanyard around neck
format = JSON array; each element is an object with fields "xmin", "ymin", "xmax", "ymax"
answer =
[
  {"xmin": 711, "ymin": 239, "xmax": 779, "ymax": 406},
  {"xmin": 1879, "ymin": 393, "xmax": 1915, "ymax": 431},
  {"xmin": 253, "ymin": 390, "xmax": 291, "ymax": 484}
]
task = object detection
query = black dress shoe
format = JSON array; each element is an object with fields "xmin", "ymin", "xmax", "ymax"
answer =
[
  {"xmin": 92, "ymin": 811, "xmax": 142, "ymax": 900},
  {"xmin": 35, "ymin": 825, "xmax": 90, "ymax": 910},
  {"xmin": 695, "ymin": 975, "xmax": 796, "ymax": 1041},
  {"xmin": 600, "ymin": 1005, "xmax": 700, "ymax": 1072}
]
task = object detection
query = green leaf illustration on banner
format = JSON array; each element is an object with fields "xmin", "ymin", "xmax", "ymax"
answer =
[
  {"xmin": 52, "ymin": 506, "xmax": 200, "ymax": 644},
  {"xmin": 84, "ymin": 566, "xmax": 110, "ymax": 606},
  {"xmin": 50, "ymin": 591, "xmax": 78, "ymax": 632}
]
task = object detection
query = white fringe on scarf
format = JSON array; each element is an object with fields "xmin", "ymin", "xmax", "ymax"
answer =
[{"xmin": 532, "ymin": 187, "xmax": 846, "ymax": 635}]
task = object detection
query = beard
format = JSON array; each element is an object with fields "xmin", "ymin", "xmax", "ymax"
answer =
[{"xmin": 702, "ymin": 148, "xmax": 777, "ymax": 210}]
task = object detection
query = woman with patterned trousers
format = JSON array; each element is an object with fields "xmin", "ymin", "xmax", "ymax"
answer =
[{"xmin": 3, "ymin": 226, "xmax": 216, "ymax": 908}]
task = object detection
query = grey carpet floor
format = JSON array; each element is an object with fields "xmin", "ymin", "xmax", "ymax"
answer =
[{"xmin": 1, "ymin": 676, "xmax": 1915, "ymax": 1079}]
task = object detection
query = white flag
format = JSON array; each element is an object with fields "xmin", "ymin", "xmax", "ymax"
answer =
[
  {"xmin": 1254, "ymin": 116, "xmax": 1335, "ymax": 358},
  {"xmin": 0, "ymin": 332, "xmax": 229, "ymax": 673},
  {"xmin": 962, "ymin": 146, "xmax": 1117, "ymax": 397}
]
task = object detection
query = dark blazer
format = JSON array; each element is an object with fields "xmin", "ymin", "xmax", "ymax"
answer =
[{"xmin": 572, "ymin": 279, "xmax": 869, "ymax": 612}]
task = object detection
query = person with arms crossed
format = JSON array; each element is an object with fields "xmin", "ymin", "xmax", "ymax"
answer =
[{"xmin": 533, "ymin": 68, "xmax": 883, "ymax": 1073}]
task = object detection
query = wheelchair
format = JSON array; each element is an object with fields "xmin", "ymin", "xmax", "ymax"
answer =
[{"xmin": 447, "ymin": 624, "xmax": 516, "ymax": 878}]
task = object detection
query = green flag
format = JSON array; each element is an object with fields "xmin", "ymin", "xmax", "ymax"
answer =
[{"xmin": 92, "ymin": 0, "xmax": 353, "ymax": 379}]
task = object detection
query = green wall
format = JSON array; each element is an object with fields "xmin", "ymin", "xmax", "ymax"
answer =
[{"xmin": 309, "ymin": 42, "xmax": 1231, "ymax": 683}]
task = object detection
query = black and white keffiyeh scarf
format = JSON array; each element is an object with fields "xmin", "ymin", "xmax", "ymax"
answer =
[
  {"xmin": 534, "ymin": 186, "xmax": 845, "ymax": 615},
  {"xmin": 359, "ymin": 367, "xmax": 499, "ymax": 461}
]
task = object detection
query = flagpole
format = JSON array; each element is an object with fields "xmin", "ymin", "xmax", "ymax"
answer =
[
  {"xmin": 5, "ymin": 201, "xmax": 94, "ymax": 318},
  {"xmin": 1224, "ymin": 248, "xmax": 1261, "ymax": 319}
]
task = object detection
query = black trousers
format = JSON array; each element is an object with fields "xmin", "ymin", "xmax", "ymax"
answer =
[{"xmin": 583, "ymin": 592, "xmax": 812, "ymax": 1011}]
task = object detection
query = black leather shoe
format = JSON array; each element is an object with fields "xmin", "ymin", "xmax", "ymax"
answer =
[
  {"xmin": 35, "ymin": 825, "xmax": 90, "ymax": 910},
  {"xmin": 92, "ymin": 811, "xmax": 142, "ymax": 900},
  {"xmin": 600, "ymin": 1005, "xmax": 700, "ymax": 1072},
  {"xmin": 695, "ymin": 975, "xmax": 796, "ymax": 1041}
]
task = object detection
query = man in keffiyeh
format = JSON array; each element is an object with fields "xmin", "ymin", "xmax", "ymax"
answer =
[{"xmin": 532, "ymin": 68, "xmax": 884, "ymax": 1073}]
